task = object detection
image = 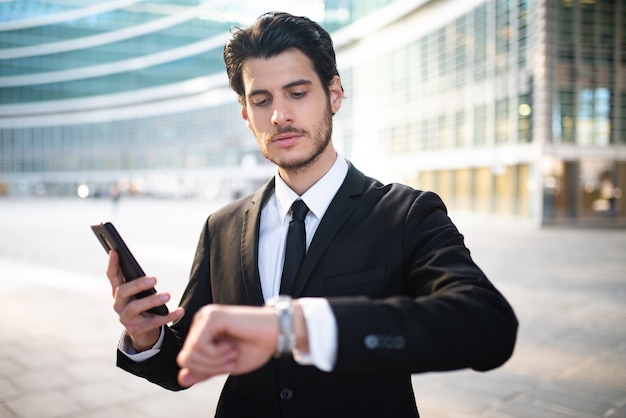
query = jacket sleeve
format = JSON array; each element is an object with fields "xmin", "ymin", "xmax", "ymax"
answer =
[{"xmin": 329, "ymin": 191, "xmax": 518, "ymax": 375}]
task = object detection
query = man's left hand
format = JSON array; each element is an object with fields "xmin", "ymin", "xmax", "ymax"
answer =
[{"xmin": 176, "ymin": 304, "xmax": 279, "ymax": 387}]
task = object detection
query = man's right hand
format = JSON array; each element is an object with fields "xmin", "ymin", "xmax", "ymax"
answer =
[{"xmin": 106, "ymin": 250, "xmax": 184, "ymax": 352}]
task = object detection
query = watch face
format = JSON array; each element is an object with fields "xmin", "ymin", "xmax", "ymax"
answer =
[{"xmin": 269, "ymin": 296, "xmax": 294, "ymax": 356}]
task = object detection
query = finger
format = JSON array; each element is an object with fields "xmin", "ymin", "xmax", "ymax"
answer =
[
  {"xmin": 112, "ymin": 276, "xmax": 156, "ymax": 315},
  {"xmin": 122, "ymin": 307, "xmax": 184, "ymax": 341},
  {"xmin": 178, "ymin": 368, "xmax": 202, "ymax": 388},
  {"xmin": 178, "ymin": 357, "xmax": 235, "ymax": 386},
  {"xmin": 106, "ymin": 250, "xmax": 124, "ymax": 291},
  {"xmin": 122, "ymin": 288, "xmax": 169, "ymax": 317},
  {"xmin": 186, "ymin": 339, "xmax": 237, "ymax": 366},
  {"xmin": 175, "ymin": 307, "xmax": 237, "ymax": 381},
  {"xmin": 177, "ymin": 345, "xmax": 236, "ymax": 386},
  {"xmin": 177, "ymin": 335, "xmax": 237, "ymax": 372}
]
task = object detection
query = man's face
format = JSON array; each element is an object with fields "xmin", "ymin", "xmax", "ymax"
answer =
[{"xmin": 241, "ymin": 48, "xmax": 343, "ymax": 171}]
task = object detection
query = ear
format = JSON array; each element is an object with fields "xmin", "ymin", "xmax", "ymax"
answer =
[
  {"xmin": 329, "ymin": 75, "xmax": 343, "ymax": 114},
  {"xmin": 241, "ymin": 105, "xmax": 252, "ymax": 130}
]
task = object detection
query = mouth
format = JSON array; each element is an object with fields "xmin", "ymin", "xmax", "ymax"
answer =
[{"xmin": 271, "ymin": 132, "xmax": 302, "ymax": 147}]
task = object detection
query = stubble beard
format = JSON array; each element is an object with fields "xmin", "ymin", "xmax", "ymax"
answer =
[{"xmin": 261, "ymin": 104, "xmax": 333, "ymax": 173}]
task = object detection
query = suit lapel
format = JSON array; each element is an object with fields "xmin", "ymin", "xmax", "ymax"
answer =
[
  {"xmin": 292, "ymin": 164, "xmax": 366, "ymax": 296},
  {"xmin": 241, "ymin": 179, "xmax": 275, "ymax": 306}
]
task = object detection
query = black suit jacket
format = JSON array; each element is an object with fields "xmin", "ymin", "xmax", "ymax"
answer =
[{"xmin": 118, "ymin": 162, "xmax": 518, "ymax": 418}]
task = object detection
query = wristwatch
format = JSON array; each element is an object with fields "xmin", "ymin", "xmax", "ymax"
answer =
[{"xmin": 266, "ymin": 295, "xmax": 295, "ymax": 357}]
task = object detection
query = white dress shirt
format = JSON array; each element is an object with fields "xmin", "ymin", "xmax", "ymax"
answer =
[{"xmin": 120, "ymin": 156, "xmax": 348, "ymax": 373}]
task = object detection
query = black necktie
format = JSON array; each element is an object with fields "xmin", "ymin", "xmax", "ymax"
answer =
[{"xmin": 280, "ymin": 199, "xmax": 309, "ymax": 295}]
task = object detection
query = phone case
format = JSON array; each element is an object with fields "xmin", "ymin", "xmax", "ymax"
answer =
[{"xmin": 91, "ymin": 222, "xmax": 169, "ymax": 315}]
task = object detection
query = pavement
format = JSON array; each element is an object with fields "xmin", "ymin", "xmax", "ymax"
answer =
[{"xmin": 0, "ymin": 196, "xmax": 625, "ymax": 418}]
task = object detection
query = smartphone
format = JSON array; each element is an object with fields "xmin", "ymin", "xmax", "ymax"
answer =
[{"xmin": 91, "ymin": 222, "xmax": 169, "ymax": 316}]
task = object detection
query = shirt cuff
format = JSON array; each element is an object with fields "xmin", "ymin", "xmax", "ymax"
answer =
[
  {"xmin": 293, "ymin": 298, "xmax": 337, "ymax": 372},
  {"xmin": 118, "ymin": 326, "xmax": 165, "ymax": 362}
]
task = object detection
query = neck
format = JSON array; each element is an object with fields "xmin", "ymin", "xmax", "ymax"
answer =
[{"xmin": 278, "ymin": 147, "xmax": 337, "ymax": 196}]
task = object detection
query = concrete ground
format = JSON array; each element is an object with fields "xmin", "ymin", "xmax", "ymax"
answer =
[{"xmin": 0, "ymin": 197, "xmax": 624, "ymax": 418}]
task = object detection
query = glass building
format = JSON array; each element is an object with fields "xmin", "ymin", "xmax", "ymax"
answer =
[{"xmin": 1, "ymin": 0, "xmax": 625, "ymax": 225}]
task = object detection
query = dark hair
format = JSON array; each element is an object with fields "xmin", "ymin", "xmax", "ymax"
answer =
[{"xmin": 224, "ymin": 11, "xmax": 340, "ymax": 104}]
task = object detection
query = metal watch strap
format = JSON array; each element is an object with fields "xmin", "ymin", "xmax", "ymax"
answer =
[{"xmin": 267, "ymin": 295, "xmax": 295, "ymax": 357}]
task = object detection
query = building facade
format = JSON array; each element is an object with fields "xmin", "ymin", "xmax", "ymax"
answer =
[
  {"xmin": 334, "ymin": 0, "xmax": 625, "ymax": 225},
  {"xmin": 1, "ymin": 0, "xmax": 625, "ymax": 225}
]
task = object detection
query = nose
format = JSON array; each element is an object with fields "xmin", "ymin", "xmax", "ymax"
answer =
[{"xmin": 271, "ymin": 98, "xmax": 294, "ymax": 126}]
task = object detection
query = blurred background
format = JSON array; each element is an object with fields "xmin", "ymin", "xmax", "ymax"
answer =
[
  {"xmin": 1, "ymin": 2, "xmax": 626, "ymax": 417},
  {"xmin": 1, "ymin": 0, "xmax": 624, "ymax": 226}
]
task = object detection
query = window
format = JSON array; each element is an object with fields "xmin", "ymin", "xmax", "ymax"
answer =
[
  {"xmin": 473, "ymin": 5, "xmax": 487, "ymax": 80},
  {"xmin": 556, "ymin": 89, "xmax": 576, "ymax": 143},
  {"xmin": 577, "ymin": 87, "xmax": 611, "ymax": 146},
  {"xmin": 620, "ymin": 92, "xmax": 626, "ymax": 144},
  {"xmin": 518, "ymin": 94, "xmax": 532, "ymax": 142},
  {"xmin": 495, "ymin": 99, "xmax": 510, "ymax": 144},
  {"xmin": 474, "ymin": 105, "xmax": 487, "ymax": 146}
]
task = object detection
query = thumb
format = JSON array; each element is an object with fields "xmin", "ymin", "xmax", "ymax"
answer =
[{"xmin": 177, "ymin": 368, "xmax": 201, "ymax": 388}]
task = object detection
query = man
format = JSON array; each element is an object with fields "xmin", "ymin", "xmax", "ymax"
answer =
[{"xmin": 108, "ymin": 11, "xmax": 517, "ymax": 418}]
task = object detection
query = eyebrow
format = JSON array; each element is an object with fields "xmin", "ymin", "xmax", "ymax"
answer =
[{"xmin": 248, "ymin": 79, "xmax": 313, "ymax": 98}]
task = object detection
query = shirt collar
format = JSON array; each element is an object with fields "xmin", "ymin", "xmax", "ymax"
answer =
[{"xmin": 274, "ymin": 155, "xmax": 349, "ymax": 223}]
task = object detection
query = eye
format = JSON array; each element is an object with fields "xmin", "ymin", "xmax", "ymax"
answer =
[
  {"xmin": 252, "ymin": 97, "xmax": 269, "ymax": 107},
  {"xmin": 290, "ymin": 91, "xmax": 307, "ymax": 99}
]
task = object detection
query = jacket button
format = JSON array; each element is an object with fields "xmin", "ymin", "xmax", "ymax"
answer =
[
  {"xmin": 364, "ymin": 334, "xmax": 379, "ymax": 349},
  {"xmin": 393, "ymin": 336, "xmax": 406, "ymax": 349},
  {"xmin": 280, "ymin": 388, "xmax": 294, "ymax": 400}
]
